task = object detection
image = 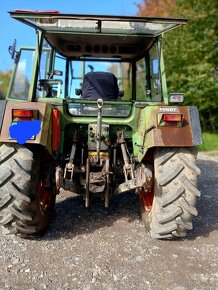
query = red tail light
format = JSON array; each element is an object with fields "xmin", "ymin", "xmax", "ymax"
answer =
[
  {"xmin": 158, "ymin": 113, "xmax": 183, "ymax": 127},
  {"xmin": 13, "ymin": 110, "xmax": 33, "ymax": 118},
  {"xmin": 163, "ymin": 114, "xmax": 182, "ymax": 122}
]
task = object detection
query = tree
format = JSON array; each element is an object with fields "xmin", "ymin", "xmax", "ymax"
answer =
[
  {"xmin": 136, "ymin": 0, "xmax": 176, "ymax": 17},
  {"xmin": 136, "ymin": 0, "xmax": 218, "ymax": 131},
  {"xmin": 164, "ymin": 0, "xmax": 218, "ymax": 132},
  {"xmin": 0, "ymin": 70, "xmax": 12, "ymax": 100}
]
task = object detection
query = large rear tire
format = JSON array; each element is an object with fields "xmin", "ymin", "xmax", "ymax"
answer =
[
  {"xmin": 0, "ymin": 143, "xmax": 55, "ymax": 236},
  {"xmin": 140, "ymin": 147, "xmax": 201, "ymax": 239}
]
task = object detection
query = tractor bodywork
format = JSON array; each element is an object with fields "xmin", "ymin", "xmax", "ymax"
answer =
[{"xmin": 0, "ymin": 11, "xmax": 202, "ymax": 238}]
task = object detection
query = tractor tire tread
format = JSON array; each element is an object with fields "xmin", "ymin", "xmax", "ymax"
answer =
[
  {"xmin": 156, "ymin": 207, "xmax": 183, "ymax": 224},
  {"xmin": 141, "ymin": 147, "xmax": 200, "ymax": 239},
  {"xmin": 0, "ymin": 144, "xmax": 16, "ymax": 164},
  {"xmin": 161, "ymin": 186, "xmax": 184, "ymax": 207},
  {"xmin": 151, "ymin": 221, "xmax": 178, "ymax": 235},
  {"xmin": 13, "ymin": 222, "xmax": 37, "ymax": 235},
  {"xmin": 10, "ymin": 205, "xmax": 32, "ymax": 221},
  {"xmin": 0, "ymin": 143, "xmax": 55, "ymax": 236},
  {"xmin": 0, "ymin": 212, "xmax": 13, "ymax": 225},
  {"xmin": 155, "ymin": 148, "xmax": 177, "ymax": 167},
  {"xmin": 0, "ymin": 168, "xmax": 13, "ymax": 187},
  {"xmin": 179, "ymin": 153, "xmax": 201, "ymax": 175},
  {"xmin": 159, "ymin": 163, "xmax": 184, "ymax": 186},
  {"xmin": 0, "ymin": 194, "xmax": 12, "ymax": 208},
  {"xmin": 179, "ymin": 175, "xmax": 201, "ymax": 197},
  {"xmin": 10, "ymin": 182, "xmax": 31, "ymax": 203},
  {"xmin": 178, "ymin": 196, "xmax": 198, "ymax": 216}
]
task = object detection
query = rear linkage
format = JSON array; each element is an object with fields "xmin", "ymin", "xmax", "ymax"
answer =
[{"xmin": 55, "ymin": 99, "xmax": 153, "ymax": 208}]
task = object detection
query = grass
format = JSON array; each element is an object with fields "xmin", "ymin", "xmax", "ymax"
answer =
[{"xmin": 197, "ymin": 132, "xmax": 218, "ymax": 152}]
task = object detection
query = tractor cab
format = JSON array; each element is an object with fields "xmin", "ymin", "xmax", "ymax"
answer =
[{"xmin": 8, "ymin": 11, "xmax": 187, "ymax": 107}]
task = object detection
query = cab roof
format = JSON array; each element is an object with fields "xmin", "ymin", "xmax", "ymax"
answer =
[{"xmin": 10, "ymin": 11, "xmax": 187, "ymax": 59}]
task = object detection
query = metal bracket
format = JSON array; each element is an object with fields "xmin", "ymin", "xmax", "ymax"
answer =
[{"xmin": 114, "ymin": 164, "xmax": 153, "ymax": 195}]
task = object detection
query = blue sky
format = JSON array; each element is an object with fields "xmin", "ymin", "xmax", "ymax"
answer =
[{"xmin": 0, "ymin": 0, "xmax": 141, "ymax": 71}]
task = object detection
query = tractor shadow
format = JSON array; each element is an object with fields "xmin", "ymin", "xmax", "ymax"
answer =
[
  {"xmin": 187, "ymin": 157, "xmax": 218, "ymax": 240},
  {"xmin": 43, "ymin": 190, "xmax": 140, "ymax": 240},
  {"xmin": 41, "ymin": 156, "xmax": 218, "ymax": 241}
]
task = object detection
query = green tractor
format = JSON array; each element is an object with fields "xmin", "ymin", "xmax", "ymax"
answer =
[{"xmin": 0, "ymin": 11, "xmax": 202, "ymax": 239}]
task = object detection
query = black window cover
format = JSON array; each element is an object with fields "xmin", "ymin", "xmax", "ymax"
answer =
[{"xmin": 81, "ymin": 72, "xmax": 119, "ymax": 100}]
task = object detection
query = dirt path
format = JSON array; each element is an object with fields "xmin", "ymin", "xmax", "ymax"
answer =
[{"xmin": 0, "ymin": 152, "xmax": 217, "ymax": 290}]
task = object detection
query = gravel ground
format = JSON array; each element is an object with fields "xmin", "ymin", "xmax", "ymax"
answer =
[{"xmin": 0, "ymin": 152, "xmax": 217, "ymax": 290}]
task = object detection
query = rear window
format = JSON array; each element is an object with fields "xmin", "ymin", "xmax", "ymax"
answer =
[{"xmin": 67, "ymin": 102, "xmax": 131, "ymax": 117}]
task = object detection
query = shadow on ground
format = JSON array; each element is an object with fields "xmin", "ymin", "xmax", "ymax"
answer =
[
  {"xmin": 187, "ymin": 158, "xmax": 218, "ymax": 239},
  {"xmin": 42, "ymin": 191, "xmax": 140, "ymax": 240},
  {"xmin": 41, "ymin": 157, "xmax": 218, "ymax": 241}
]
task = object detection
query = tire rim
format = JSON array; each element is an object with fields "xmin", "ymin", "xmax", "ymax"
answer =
[
  {"xmin": 39, "ymin": 181, "xmax": 53, "ymax": 212},
  {"xmin": 140, "ymin": 189, "xmax": 154, "ymax": 212}
]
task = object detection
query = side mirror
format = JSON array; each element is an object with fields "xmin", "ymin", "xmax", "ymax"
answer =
[{"xmin": 8, "ymin": 39, "xmax": 20, "ymax": 63}]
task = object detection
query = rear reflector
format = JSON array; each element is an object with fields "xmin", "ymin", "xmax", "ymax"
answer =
[
  {"xmin": 13, "ymin": 110, "xmax": 33, "ymax": 118},
  {"xmin": 52, "ymin": 109, "xmax": 61, "ymax": 151},
  {"xmin": 163, "ymin": 114, "xmax": 182, "ymax": 122}
]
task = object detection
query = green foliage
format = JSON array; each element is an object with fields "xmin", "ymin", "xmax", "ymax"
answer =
[
  {"xmin": 198, "ymin": 132, "xmax": 218, "ymax": 151},
  {"xmin": 163, "ymin": 0, "xmax": 218, "ymax": 132},
  {"xmin": 136, "ymin": 0, "xmax": 217, "ymax": 132},
  {"xmin": 0, "ymin": 70, "xmax": 11, "ymax": 100}
]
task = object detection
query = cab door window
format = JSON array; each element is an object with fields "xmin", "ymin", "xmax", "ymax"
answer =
[
  {"xmin": 9, "ymin": 48, "xmax": 35, "ymax": 100},
  {"xmin": 36, "ymin": 40, "xmax": 53, "ymax": 98},
  {"xmin": 136, "ymin": 42, "xmax": 162, "ymax": 101}
]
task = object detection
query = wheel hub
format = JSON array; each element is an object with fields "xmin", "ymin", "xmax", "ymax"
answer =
[
  {"xmin": 140, "ymin": 190, "xmax": 154, "ymax": 212},
  {"xmin": 39, "ymin": 181, "xmax": 53, "ymax": 211}
]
